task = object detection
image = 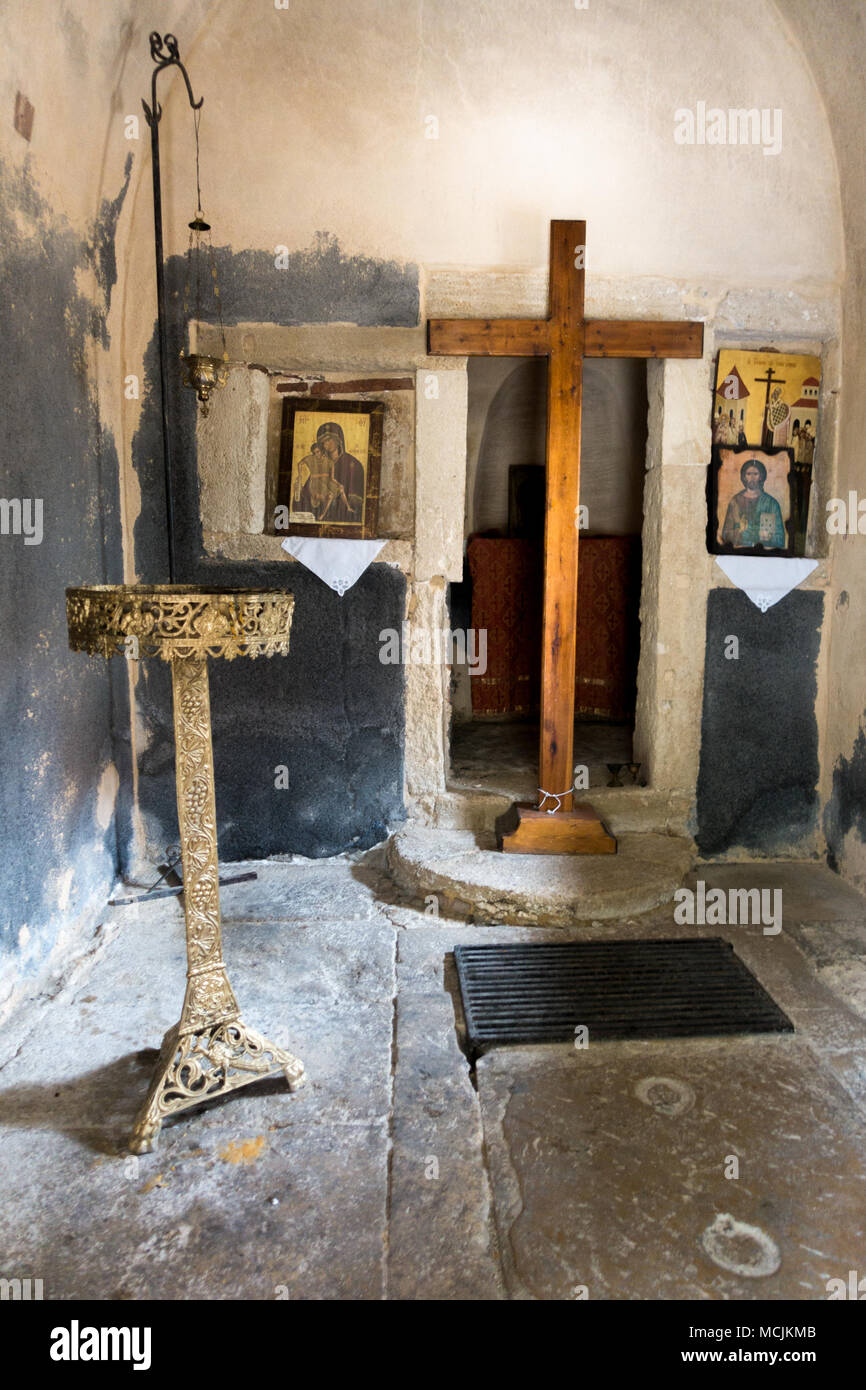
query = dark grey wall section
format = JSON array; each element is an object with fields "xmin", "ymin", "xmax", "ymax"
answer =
[
  {"xmin": 0, "ymin": 156, "xmax": 126, "ymax": 976},
  {"xmin": 134, "ymin": 563, "xmax": 406, "ymax": 863},
  {"xmin": 696, "ymin": 589, "xmax": 822, "ymax": 856},
  {"xmin": 127, "ymin": 235, "xmax": 415, "ymax": 866},
  {"xmin": 824, "ymin": 723, "xmax": 866, "ymax": 871},
  {"xmin": 198, "ymin": 232, "xmax": 419, "ymax": 329}
]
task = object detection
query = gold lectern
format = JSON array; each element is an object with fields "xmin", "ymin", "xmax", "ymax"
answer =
[{"xmin": 66, "ymin": 584, "xmax": 305, "ymax": 1153}]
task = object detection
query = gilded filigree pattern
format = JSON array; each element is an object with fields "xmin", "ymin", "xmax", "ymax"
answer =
[
  {"xmin": 129, "ymin": 1021, "xmax": 305, "ymax": 1156},
  {"xmin": 66, "ymin": 584, "xmax": 294, "ymax": 662},
  {"xmin": 172, "ymin": 658, "xmax": 224, "ymax": 986},
  {"xmin": 182, "ymin": 968, "xmax": 238, "ymax": 1032},
  {"xmin": 65, "ymin": 585, "xmax": 304, "ymax": 1154}
]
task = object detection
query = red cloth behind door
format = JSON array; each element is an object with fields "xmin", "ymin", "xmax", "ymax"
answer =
[{"xmin": 467, "ymin": 535, "xmax": 640, "ymax": 719}]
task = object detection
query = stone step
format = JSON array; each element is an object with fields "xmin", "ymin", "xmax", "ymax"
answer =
[
  {"xmin": 433, "ymin": 786, "xmax": 693, "ymax": 838},
  {"xmin": 388, "ymin": 825, "xmax": 695, "ymax": 926}
]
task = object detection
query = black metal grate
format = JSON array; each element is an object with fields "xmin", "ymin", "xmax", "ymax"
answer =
[{"xmin": 454, "ymin": 938, "xmax": 793, "ymax": 1053}]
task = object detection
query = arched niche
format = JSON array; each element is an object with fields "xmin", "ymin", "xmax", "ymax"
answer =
[{"xmin": 469, "ymin": 357, "xmax": 648, "ymax": 538}]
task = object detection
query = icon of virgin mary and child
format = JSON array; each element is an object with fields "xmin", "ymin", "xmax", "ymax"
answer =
[
  {"xmin": 292, "ymin": 421, "xmax": 366, "ymax": 524},
  {"xmin": 721, "ymin": 457, "xmax": 786, "ymax": 550}
]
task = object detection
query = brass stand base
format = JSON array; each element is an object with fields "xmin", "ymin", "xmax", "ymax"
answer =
[
  {"xmin": 130, "ymin": 1016, "xmax": 305, "ymax": 1154},
  {"xmin": 497, "ymin": 801, "xmax": 618, "ymax": 855}
]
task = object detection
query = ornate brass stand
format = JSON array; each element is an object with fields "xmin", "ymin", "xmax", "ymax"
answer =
[{"xmin": 66, "ymin": 585, "xmax": 305, "ymax": 1153}]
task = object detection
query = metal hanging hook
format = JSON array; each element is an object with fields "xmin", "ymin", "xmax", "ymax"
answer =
[{"xmin": 141, "ymin": 33, "xmax": 205, "ymax": 584}]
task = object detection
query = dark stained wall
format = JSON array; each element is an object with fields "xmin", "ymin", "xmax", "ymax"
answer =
[
  {"xmin": 696, "ymin": 589, "xmax": 823, "ymax": 856},
  {"xmin": 824, "ymin": 723, "xmax": 866, "ymax": 872},
  {"xmin": 0, "ymin": 155, "xmax": 127, "ymax": 982}
]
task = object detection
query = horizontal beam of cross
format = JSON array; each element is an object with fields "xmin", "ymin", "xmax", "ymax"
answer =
[{"xmin": 428, "ymin": 317, "xmax": 703, "ymax": 359}]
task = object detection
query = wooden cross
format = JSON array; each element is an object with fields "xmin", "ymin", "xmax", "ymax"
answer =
[{"xmin": 428, "ymin": 220, "xmax": 704, "ymax": 853}]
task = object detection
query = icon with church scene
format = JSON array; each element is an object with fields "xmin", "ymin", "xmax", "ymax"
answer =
[
  {"xmin": 712, "ymin": 349, "xmax": 820, "ymax": 462},
  {"xmin": 710, "ymin": 349, "xmax": 819, "ymax": 556},
  {"xmin": 271, "ymin": 399, "xmax": 382, "ymax": 539},
  {"xmin": 709, "ymin": 446, "xmax": 796, "ymax": 556}
]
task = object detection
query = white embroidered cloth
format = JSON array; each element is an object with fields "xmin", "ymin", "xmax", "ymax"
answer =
[
  {"xmin": 281, "ymin": 537, "xmax": 386, "ymax": 595},
  {"xmin": 715, "ymin": 556, "xmax": 818, "ymax": 612}
]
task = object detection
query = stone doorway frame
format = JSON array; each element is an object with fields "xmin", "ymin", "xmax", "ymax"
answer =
[{"xmin": 408, "ymin": 305, "xmax": 715, "ymax": 833}]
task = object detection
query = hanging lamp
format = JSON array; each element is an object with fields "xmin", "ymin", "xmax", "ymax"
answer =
[{"xmin": 179, "ymin": 103, "xmax": 228, "ymax": 415}]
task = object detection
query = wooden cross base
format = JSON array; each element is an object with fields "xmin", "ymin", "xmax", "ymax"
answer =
[{"xmin": 497, "ymin": 801, "xmax": 617, "ymax": 855}]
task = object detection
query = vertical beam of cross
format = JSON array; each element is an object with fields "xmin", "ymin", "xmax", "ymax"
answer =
[{"xmin": 539, "ymin": 220, "xmax": 585, "ymax": 812}]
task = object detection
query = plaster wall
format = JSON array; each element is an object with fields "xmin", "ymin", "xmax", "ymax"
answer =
[
  {"xmin": 153, "ymin": 0, "xmax": 842, "ymax": 284},
  {"xmin": 773, "ymin": 0, "xmax": 866, "ymax": 890}
]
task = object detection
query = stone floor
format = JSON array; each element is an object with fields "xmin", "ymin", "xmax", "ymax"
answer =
[
  {"xmin": 1, "ymin": 851, "xmax": 865, "ymax": 1300},
  {"xmin": 450, "ymin": 717, "xmax": 635, "ymax": 798}
]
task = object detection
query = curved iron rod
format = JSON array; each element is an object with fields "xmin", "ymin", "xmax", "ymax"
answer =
[{"xmin": 141, "ymin": 33, "xmax": 204, "ymax": 583}]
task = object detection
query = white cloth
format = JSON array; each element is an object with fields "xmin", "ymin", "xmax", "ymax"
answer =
[
  {"xmin": 715, "ymin": 556, "xmax": 818, "ymax": 612},
  {"xmin": 281, "ymin": 537, "xmax": 386, "ymax": 595}
]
